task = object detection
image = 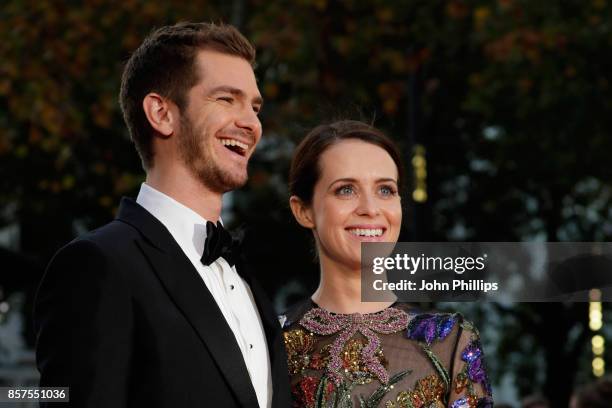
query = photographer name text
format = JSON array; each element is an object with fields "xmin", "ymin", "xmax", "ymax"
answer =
[{"xmin": 373, "ymin": 279, "xmax": 499, "ymax": 292}]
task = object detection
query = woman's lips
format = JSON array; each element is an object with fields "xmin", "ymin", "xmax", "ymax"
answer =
[{"xmin": 345, "ymin": 226, "xmax": 387, "ymax": 241}]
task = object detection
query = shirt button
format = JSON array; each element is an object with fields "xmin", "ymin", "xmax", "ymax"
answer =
[
  {"xmin": 230, "ymin": 284, "xmax": 235, "ymax": 290},
  {"xmin": 249, "ymin": 344, "xmax": 253, "ymax": 349}
]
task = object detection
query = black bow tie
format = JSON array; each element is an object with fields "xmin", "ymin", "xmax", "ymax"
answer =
[{"xmin": 200, "ymin": 221, "xmax": 240, "ymax": 267}]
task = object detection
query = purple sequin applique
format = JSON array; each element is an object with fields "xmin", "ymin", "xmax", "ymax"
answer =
[
  {"xmin": 405, "ymin": 313, "xmax": 458, "ymax": 344},
  {"xmin": 461, "ymin": 342, "xmax": 482, "ymax": 364},
  {"xmin": 461, "ymin": 339, "xmax": 492, "ymax": 395},
  {"xmin": 451, "ymin": 397, "xmax": 470, "ymax": 408}
]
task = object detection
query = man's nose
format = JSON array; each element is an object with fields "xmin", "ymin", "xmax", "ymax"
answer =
[{"xmin": 236, "ymin": 107, "xmax": 261, "ymax": 137}]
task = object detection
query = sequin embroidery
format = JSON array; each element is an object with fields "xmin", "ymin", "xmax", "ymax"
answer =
[
  {"xmin": 284, "ymin": 328, "xmax": 316, "ymax": 375},
  {"xmin": 405, "ymin": 313, "xmax": 458, "ymax": 345},
  {"xmin": 300, "ymin": 307, "xmax": 409, "ymax": 385},
  {"xmin": 390, "ymin": 374, "xmax": 446, "ymax": 408}
]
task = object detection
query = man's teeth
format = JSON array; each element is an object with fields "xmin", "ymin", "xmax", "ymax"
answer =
[
  {"xmin": 348, "ymin": 228, "xmax": 384, "ymax": 237},
  {"xmin": 220, "ymin": 139, "xmax": 248, "ymax": 150}
]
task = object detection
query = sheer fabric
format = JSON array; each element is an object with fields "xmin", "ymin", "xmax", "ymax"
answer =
[{"xmin": 281, "ymin": 301, "xmax": 493, "ymax": 408}]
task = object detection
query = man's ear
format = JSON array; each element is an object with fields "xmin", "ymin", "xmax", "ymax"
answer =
[
  {"xmin": 289, "ymin": 196, "xmax": 315, "ymax": 229},
  {"xmin": 142, "ymin": 93, "xmax": 177, "ymax": 138}
]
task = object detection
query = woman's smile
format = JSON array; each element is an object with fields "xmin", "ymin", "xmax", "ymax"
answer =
[{"xmin": 345, "ymin": 225, "xmax": 388, "ymax": 241}]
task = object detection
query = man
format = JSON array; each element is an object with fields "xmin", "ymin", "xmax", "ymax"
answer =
[{"xmin": 34, "ymin": 22, "xmax": 290, "ymax": 407}]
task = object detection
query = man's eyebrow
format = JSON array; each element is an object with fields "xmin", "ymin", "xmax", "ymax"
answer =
[{"xmin": 208, "ymin": 85, "xmax": 264, "ymax": 105}]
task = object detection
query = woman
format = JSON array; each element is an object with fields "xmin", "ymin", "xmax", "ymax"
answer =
[{"xmin": 282, "ymin": 120, "xmax": 493, "ymax": 408}]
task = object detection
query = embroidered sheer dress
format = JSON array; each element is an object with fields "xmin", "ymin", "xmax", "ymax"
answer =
[{"xmin": 281, "ymin": 301, "xmax": 493, "ymax": 408}]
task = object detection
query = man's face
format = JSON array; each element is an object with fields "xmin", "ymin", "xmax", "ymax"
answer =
[{"xmin": 177, "ymin": 49, "xmax": 263, "ymax": 193}]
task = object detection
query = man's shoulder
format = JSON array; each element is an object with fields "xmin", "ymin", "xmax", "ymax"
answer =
[
  {"xmin": 72, "ymin": 197, "xmax": 155, "ymax": 248},
  {"xmin": 43, "ymin": 217, "xmax": 153, "ymax": 285},
  {"xmin": 75, "ymin": 218, "xmax": 139, "ymax": 248},
  {"xmin": 45, "ymin": 221, "xmax": 134, "ymax": 269}
]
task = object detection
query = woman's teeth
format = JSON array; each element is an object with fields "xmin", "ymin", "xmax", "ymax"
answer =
[{"xmin": 347, "ymin": 228, "xmax": 384, "ymax": 237}]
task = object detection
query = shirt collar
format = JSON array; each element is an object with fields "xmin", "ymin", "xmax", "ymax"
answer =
[{"xmin": 136, "ymin": 182, "xmax": 217, "ymax": 258}]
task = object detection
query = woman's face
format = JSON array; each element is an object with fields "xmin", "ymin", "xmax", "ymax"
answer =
[{"xmin": 296, "ymin": 139, "xmax": 402, "ymax": 271}]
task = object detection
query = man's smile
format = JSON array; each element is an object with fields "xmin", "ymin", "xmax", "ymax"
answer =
[{"xmin": 220, "ymin": 137, "xmax": 249, "ymax": 156}]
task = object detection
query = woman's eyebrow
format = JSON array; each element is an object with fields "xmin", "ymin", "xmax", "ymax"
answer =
[
  {"xmin": 327, "ymin": 178, "xmax": 357, "ymax": 189},
  {"xmin": 376, "ymin": 178, "xmax": 398, "ymax": 184},
  {"xmin": 327, "ymin": 177, "xmax": 397, "ymax": 190}
]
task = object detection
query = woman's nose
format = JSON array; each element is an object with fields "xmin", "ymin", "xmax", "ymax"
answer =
[{"xmin": 355, "ymin": 193, "xmax": 380, "ymax": 217}]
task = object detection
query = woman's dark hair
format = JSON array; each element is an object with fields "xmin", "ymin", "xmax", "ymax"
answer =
[
  {"xmin": 289, "ymin": 120, "xmax": 404, "ymax": 205},
  {"xmin": 574, "ymin": 376, "xmax": 612, "ymax": 408}
]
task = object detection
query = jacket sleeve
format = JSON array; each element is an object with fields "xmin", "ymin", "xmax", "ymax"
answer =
[{"xmin": 34, "ymin": 238, "xmax": 133, "ymax": 408}]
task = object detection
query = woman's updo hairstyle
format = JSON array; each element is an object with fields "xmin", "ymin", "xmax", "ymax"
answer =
[{"xmin": 289, "ymin": 120, "xmax": 404, "ymax": 205}]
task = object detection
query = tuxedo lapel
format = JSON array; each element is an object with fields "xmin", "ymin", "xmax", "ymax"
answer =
[{"xmin": 116, "ymin": 198, "xmax": 259, "ymax": 408}]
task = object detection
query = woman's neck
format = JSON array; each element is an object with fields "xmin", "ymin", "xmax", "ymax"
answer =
[{"xmin": 312, "ymin": 260, "xmax": 395, "ymax": 314}]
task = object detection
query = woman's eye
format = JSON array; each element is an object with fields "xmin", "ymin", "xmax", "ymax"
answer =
[
  {"xmin": 336, "ymin": 185, "xmax": 354, "ymax": 196},
  {"xmin": 379, "ymin": 185, "xmax": 396, "ymax": 197}
]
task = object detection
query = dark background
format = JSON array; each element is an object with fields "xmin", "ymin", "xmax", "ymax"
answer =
[{"xmin": 1, "ymin": 1, "xmax": 611, "ymax": 406}]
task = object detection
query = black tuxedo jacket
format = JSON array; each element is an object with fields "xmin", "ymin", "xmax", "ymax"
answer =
[{"xmin": 34, "ymin": 198, "xmax": 290, "ymax": 407}]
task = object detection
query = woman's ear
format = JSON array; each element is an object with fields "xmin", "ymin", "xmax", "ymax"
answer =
[
  {"xmin": 289, "ymin": 196, "xmax": 315, "ymax": 229},
  {"xmin": 142, "ymin": 92, "xmax": 177, "ymax": 138}
]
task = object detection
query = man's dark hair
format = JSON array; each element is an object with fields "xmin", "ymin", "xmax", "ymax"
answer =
[{"xmin": 119, "ymin": 22, "xmax": 256, "ymax": 169}]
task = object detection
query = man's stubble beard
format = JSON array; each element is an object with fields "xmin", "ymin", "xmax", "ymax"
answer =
[{"xmin": 178, "ymin": 115, "xmax": 248, "ymax": 194}]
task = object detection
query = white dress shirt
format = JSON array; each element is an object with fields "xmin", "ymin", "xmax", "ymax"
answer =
[{"xmin": 136, "ymin": 183, "xmax": 272, "ymax": 408}]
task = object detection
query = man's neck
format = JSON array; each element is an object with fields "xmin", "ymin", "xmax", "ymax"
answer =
[{"xmin": 145, "ymin": 167, "xmax": 223, "ymax": 222}]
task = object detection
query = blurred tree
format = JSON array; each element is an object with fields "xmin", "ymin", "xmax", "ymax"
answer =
[
  {"xmin": 1, "ymin": 0, "xmax": 611, "ymax": 404},
  {"xmin": 441, "ymin": 3, "xmax": 612, "ymax": 405},
  {"xmin": 0, "ymin": 1, "xmax": 234, "ymax": 262}
]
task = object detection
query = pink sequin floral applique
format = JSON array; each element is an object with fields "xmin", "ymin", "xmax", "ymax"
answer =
[{"xmin": 299, "ymin": 307, "xmax": 409, "ymax": 385}]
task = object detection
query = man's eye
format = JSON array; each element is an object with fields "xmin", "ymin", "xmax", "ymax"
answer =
[
  {"xmin": 336, "ymin": 185, "xmax": 354, "ymax": 196},
  {"xmin": 218, "ymin": 96, "xmax": 234, "ymax": 103},
  {"xmin": 253, "ymin": 105, "xmax": 261, "ymax": 114}
]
